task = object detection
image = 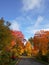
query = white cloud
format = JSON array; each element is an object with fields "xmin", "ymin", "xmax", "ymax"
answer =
[
  {"xmin": 43, "ymin": 29, "xmax": 49, "ymax": 31},
  {"xmin": 22, "ymin": 0, "xmax": 44, "ymax": 11},
  {"xmin": 34, "ymin": 16, "xmax": 44, "ymax": 28},
  {"xmin": 10, "ymin": 20, "xmax": 20, "ymax": 31},
  {"xmin": 26, "ymin": 16, "xmax": 44, "ymax": 34},
  {"xmin": 26, "ymin": 26, "xmax": 40, "ymax": 34},
  {"xmin": 26, "ymin": 28, "xmax": 49, "ymax": 35}
]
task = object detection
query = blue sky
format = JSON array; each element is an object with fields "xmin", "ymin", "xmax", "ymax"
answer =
[{"xmin": 0, "ymin": 0, "xmax": 49, "ymax": 39}]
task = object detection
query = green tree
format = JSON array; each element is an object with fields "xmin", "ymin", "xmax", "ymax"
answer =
[
  {"xmin": 28, "ymin": 37, "xmax": 34, "ymax": 46},
  {"xmin": 0, "ymin": 18, "xmax": 17, "ymax": 65},
  {"xmin": 0, "ymin": 18, "xmax": 12, "ymax": 50}
]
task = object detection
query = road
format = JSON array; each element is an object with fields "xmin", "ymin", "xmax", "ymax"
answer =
[{"xmin": 16, "ymin": 58, "xmax": 47, "ymax": 65}]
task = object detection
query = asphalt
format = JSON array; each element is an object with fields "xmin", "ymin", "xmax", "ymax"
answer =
[{"xmin": 16, "ymin": 58, "xmax": 48, "ymax": 65}]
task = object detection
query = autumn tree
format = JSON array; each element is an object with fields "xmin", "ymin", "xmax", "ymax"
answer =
[
  {"xmin": 28, "ymin": 37, "xmax": 34, "ymax": 46},
  {"xmin": 33, "ymin": 30, "xmax": 49, "ymax": 55},
  {"xmin": 24, "ymin": 41, "xmax": 32, "ymax": 56},
  {"xmin": 11, "ymin": 31, "xmax": 25, "ymax": 57},
  {"xmin": 0, "ymin": 18, "xmax": 15, "ymax": 65},
  {"xmin": 0, "ymin": 17, "xmax": 12, "ymax": 50}
]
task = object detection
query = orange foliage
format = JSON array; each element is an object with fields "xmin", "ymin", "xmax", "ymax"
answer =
[
  {"xmin": 25, "ymin": 41, "xmax": 32, "ymax": 47},
  {"xmin": 11, "ymin": 30, "xmax": 24, "ymax": 47},
  {"xmin": 11, "ymin": 41, "xmax": 16, "ymax": 47},
  {"xmin": 11, "ymin": 30, "xmax": 24, "ymax": 39},
  {"xmin": 24, "ymin": 41, "xmax": 32, "ymax": 56},
  {"xmin": 32, "ymin": 49, "xmax": 39, "ymax": 56},
  {"xmin": 33, "ymin": 30, "xmax": 49, "ymax": 55}
]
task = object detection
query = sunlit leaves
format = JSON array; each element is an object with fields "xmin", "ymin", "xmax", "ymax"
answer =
[
  {"xmin": 33, "ymin": 30, "xmax": 49, "ymax": 55},
  {"xmin": 24, "ymin": 41, "xmax": 32, "ymax": 56}
]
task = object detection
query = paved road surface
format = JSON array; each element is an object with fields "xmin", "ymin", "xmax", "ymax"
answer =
[{"xmin": 17, "ymin": 58, "xmax": 47, "ymax": 65}]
